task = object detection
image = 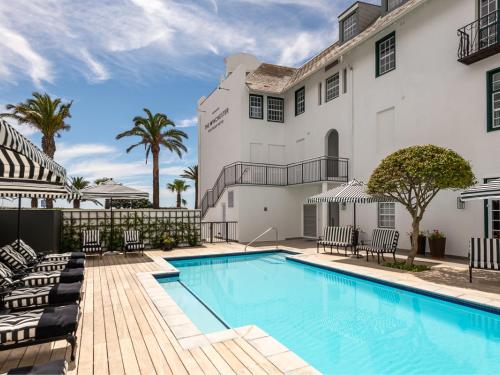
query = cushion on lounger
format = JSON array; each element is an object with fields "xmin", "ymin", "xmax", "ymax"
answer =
[
  {"xmin": 10, "ymin": 240, "xmax": 38, "ymax": 263},
  {"xmin": 59, "ymin": 268, "xmax": 84, "ymax": 283},
  {"xmin": 44, "ymin": 252, "xmax": 85, "ymax": 261},
  {"xmin": 33, "ymin": 258, "xmax": 85, "ymax": 272},
  {"xmin": 0, "ymin": 246, "xmax": 28, "ymax": 272},
  {"xmin": 0, "ymin": 263, "xmax": 15, "ymax": 287},
  {"xmin": 21, "ymin": 268, "xmax": 84, "ymax": 287},
  {"xmin": 0, "ymin": 304, "xmax": 78, "ymax": 344},
  {"xmin": 2, "ymin": 282, "xmax": 82, "ymax": 310},
  {"xmin": 7, "ymin": 359, "xmax": 67, "ymax": 375},
  {"xmin": 36, "ymin": 304, "xmax": 79, "ymax": 340}
]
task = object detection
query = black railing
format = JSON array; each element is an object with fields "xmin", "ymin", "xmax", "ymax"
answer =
[
  {"xmin": 201, "ymin": 156, "xmax": 349, "ymax": 217},
  {"xmin": 201, "ymin": 221, "xmax": 238, "ymax": 243},
  {"xmin": 458, "ymin": 10, "xmax": 500, "ymax": 64}
]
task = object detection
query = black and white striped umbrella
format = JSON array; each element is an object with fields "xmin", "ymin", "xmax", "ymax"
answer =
[
  {"xmin": 307, "ymin": 179, "xmax": 393, "ymax": 204},
  {"xmin": 0, "ymin": 119, "xmax": 79, "ymax": 199},
  {"xmin": 460, "ymin": 179, "xmax": 500, "ymax": 201}
]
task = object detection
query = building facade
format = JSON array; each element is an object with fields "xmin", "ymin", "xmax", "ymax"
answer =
[{"xmin": 197, "ymin": 0, "xmax": 500, "ymax": 256}]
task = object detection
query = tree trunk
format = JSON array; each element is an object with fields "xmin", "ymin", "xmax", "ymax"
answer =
[
  {"xmin": 194, "ymin": 181, "xmax": 198, "ymax": 209},
  {"xmin": 73, "ymin": 199, "xmax": 80, "ymax": 209},
  {"xmin": 177, "ymin": 192, "xmax": 181, "ymax": 208},
  {"xmin": 152, "ymin": 149, "xmax": 160, "ymax": 209},
  {"xmin": 406, "ymin": 216, "xmax": 421, "ymax": 266},
  {"xmin": 31, "ymin": 198, "xmax": 38, "ymax": 208},
  {"xmin": 41, "ymin": 135, "xmax": 56, "ymax": 209}
]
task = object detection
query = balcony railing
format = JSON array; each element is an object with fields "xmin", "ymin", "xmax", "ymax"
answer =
[
  {"xmin": 201, "ymin": 156, "xmax": 349, "ymax": 217},
  {"xmin": 458, "ymin": 10, "xmax": 500, "ymax": 64}
]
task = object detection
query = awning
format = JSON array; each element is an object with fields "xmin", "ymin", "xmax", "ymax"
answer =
[
  {"xmin": 307, "ymin": 179, "xmax": 394, "ymax": 204},
  {"xmin": 0, "ymin": 119, "xmax": 78, "ymax": 199},
  {"xmin": 80, "ymin": 179, "xmax": 149, "ymax": 200},
  {"xmin": 460, "ymin": 179, "xmax": 500, "ymax": 201}
]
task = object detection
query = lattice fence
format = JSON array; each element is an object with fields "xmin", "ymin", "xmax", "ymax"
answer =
[{"xmin": 61, "ymin": 209, "xmax": 201, "ymax": 251}]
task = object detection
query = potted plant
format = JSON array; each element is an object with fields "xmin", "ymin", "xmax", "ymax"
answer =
[
  {"xmin": 408, "ymin": 231, "xmax": 427, "ymax": 256},
  {"xmin": 427, "ymin": 230, "xmax": 446, "ymax": 258},
  {"xmin": 162, "ymin": 236, "xmax": 176, "ymax": 251}
]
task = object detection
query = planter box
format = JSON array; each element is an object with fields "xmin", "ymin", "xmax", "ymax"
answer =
[
  {"xmin": 429, "ymin": 237, "xmax": 446, "ymax": 259},
  {"xmin": 410, "ymin": 235, "xmax": 427, "ymax": 255}
]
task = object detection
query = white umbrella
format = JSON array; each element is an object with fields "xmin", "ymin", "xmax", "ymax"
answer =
[
  {"xmin": 460, "ymin": 179, "xmax": 500, "ymax": 201},
  {"xmin": 80, "ymin": 180, "xmax": 148, "ymax": 252}
]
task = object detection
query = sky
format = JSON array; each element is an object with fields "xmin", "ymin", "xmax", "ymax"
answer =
[{"xmin": 0, "ymin": 0, "xmax": 374, "ymax": 208}]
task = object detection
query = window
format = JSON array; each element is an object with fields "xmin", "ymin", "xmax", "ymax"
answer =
[
  {"xmin": 267, "ymin": 97, "xmax": 284, "ymax": 122},
  {"xmin": 295, "ymin": 87, "xmax": 305, "ymax": 116},
  {"xmin": 228, "ymin": 190, "xmax": 234, "ymax": 208},
  {"xmin": 376, "ymin": 32, "xmax": 396, "ymax": 77},
  {"xmin": 325, "ymin": 73, "xmax": 340, "ymax": 102},
  {"xmin": 343, "ymin": 13, "xmax": 357, "ymax": 42},
  {"xmin": 318, "ymin": 82, "xmax": 322, "ymax": 105},
  {"xmin": 342, "ymin": 68, "xmax": 347, "ymax": 94},
  {"xmin": 378, "ymin": 202, "xmax": 395, "ymax": 228},
  {"xmin": 249, "ymin": 94, "xmax": 263, "ymax": 119},
  {"xmin": 479, "ymin": 0, "xmax": 498, "ymax": 49},
  {"xmin": 487, "ymin": 68, "xmax": 500, "ymax": 131},
  {"xmin": 387, "ymin": 0, "xmax": 406, "ymax": 11}
]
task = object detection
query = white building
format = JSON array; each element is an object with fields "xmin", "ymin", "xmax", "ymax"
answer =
[{"xmin": 197, "ymin": 0, "xmax": 500, "ymax": 257}]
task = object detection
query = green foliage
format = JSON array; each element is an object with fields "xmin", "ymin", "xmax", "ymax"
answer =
[
  {"xmin": 94, "ymin": 177, "xmax": 112, "ymax": 185},
  {"xmin": 110, "ymin": 199, "xmax": 153, "ymax": 209},
  {"xmin": 367, "ymin": 145, "xmax": 476, "ymax": 210},
  {"xmin": 60, "ymin": 210, "xmax": 201, "ymax": 251},
  {"xmin": 367, "ymin": 145, "xmax": 475, "ymax": 265},
  {"xmin": 383, "ymin": 262, "xmax": 430, "ymax": 272},
  {"xmin": 427, "ymin": 230, "xmax": 446, "ymax": 240}
]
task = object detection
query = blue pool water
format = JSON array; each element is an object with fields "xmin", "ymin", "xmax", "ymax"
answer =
[{"xmin": 159, "ymin": 251, "xmax": 500, "ymax": 374}]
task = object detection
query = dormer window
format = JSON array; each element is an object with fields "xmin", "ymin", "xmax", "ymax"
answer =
[
  {"xmin": 343, "ymin": 13, "xmax": 357, "ymax": 42},
  {"xmin": 387, "ymin": 0, "xmax": 406, "ymax": 11}
]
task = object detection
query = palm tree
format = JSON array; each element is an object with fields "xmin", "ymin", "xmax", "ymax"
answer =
[
  {"xmin": 181, "ymin": 165, "xmax": 198, "ymax": 208},
  {"xmin": 116, "ymin": 108, "xmax": 187, "ymax": 209},
  {"xmin": 70, "ymin": 177, "xmax": 90, "ymax": 209},
  {"xmin": 167, "ymin": 179, "xmax": 190, "ymax": 208},
  {"xmin": 1, "ymin": 92, "xmax": 72, "ymax": 208}
]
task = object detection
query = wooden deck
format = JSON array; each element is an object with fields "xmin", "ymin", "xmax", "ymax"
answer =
[{"xmin": 0, "ymin": 253, "xmax": 284, "ymax": 375}]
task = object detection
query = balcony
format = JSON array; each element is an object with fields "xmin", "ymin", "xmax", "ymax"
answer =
[
  {"xmin": 201, "ymin": 156, "xmax": 349, "ymax": 217},
  {"xmin": 458, "ymin": 11, "xmax": 500, "ymax": 65}
]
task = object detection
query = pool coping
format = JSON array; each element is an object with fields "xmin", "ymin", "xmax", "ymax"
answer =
[
  {"xmin": 139, "ymin": 248, "xmax": 500, "ymax": 374},
  {"xmin": 138, "ymin": 250, "xmax": 320, "ymax": 374}
]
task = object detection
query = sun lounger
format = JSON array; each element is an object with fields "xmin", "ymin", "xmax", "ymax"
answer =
[
  {"xmin": 0, "ymin": 304, "xmax": 79, "ymax": 360},
  {"xmin": 0, "ymin": 263, "xmax": 83, "ymax": 287},
  {"xmin": 469, "ymin": 238, "xmax": 500, "ymax": 282},
  {"xmin": 0, "ymin": 246, "xmax": 84, "ymax": 273},
  {"xmin": 12, "ymin": 240, "xmax": 85, "ymax": 263}
]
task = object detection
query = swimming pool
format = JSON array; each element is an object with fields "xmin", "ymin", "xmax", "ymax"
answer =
[{"xmin": 158, "ymin": 251, "xmax": 500, "ymax": 374}]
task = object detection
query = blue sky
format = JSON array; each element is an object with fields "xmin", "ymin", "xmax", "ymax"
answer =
[{"xmin": 0, "ymin": 0, "xmax": 372, "ymax": 207}]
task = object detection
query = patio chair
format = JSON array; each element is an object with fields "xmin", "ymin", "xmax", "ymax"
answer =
[
  {"xmin": 2, "ymin": 359, "xmax": 67, "ymax": 374},
  {"xmin": 317, "ymin": 226, "xmax": 354, "ymax": 255},
  {"xmin": 0, "ymin": 281, "xmax": 82, "ymax": 311},
  {"xmin": 81, "ymin": 230, "xmax": 102, "ymax": 257},
  {"xmin": 12, "ymin": 239, "xmax": 85, "ymax": 263},
  {"xmin": 357, "ymin": 228, "xmax": 399, "ymax": 264},
  {"xmin": 0, "ymin": 262, "xmax": 84, "ymax": 287},
  {"xmin": 123, "ymin": 230, "xmax": 145, "ymax": 256},
  {"xmin": 469, "ymin": 238, "xmax": 500, "ymax": 282},
  {"xmin": 10, "ymin": 241, "xmax": 85, "ymax": 271},
  {"xmin": 0, "ymin": 245, "xmax": 84, "ymax": 273},
  {"xmin": 0, "ymin": 303, "xmax": 79, "ymax": 360}
]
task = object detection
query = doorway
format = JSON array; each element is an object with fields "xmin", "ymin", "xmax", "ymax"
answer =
[
  {"xmin": 326, "ymin": 129, "xmax": 339, "ymax": 179},
  {"xmin": 303, "ymin": 204, "xmax": 317, "ymax": 238}
]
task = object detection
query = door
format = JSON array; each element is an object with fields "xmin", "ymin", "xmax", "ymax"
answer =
[
  {"xmin": 303, "ymin": 204, "xmax": 317, "ymax": 238},
  {"xmin": 488, "ymin": 199, "xmax": 500, "ymax": 238},
  {"xmin": 328, "ymin": 202, "xmax": 339, "ymax": 226},
  {"xmin": 479, "ymin": 0, "xmax": 498, "ymax": 49},
  {"xmin": 326, "ymin": 130, "xmax": 339, "ymax": 179}
]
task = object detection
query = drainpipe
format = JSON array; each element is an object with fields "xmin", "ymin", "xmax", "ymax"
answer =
[{"xmin": 350, "ymin": 65, "xmax": 355, "ymax": 182}]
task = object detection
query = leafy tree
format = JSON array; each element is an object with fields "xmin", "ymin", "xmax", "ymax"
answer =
[
  {"xmin": 1, "ymin": 92, "xmax": 72, "ymax": 208},
  {"xmin": 94, "ymin": 177, "xmax": 112, "ymax": 185},
  {"xmin": 367, "ymin": 145, "xmax": 475, "ymax": 265},
  {"xmin": 181, "ymin": 165, "xmax": 198, "ymax": 208},
  {"xmin": 70, "ymin": 177, "xmax": 90, "ymax": 209},
  {"xmin": 116, "ymin": 108, "xmax": 187, "ymax": 209},
  {"xmin": 167, "ymin": 179, "xmax": 190, "ymax": 208},
  {"xmin": 110, "ymin": 198, "xmax": 153, "ymax": 209}
]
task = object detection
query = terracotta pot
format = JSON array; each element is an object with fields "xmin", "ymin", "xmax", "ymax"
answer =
[
  {"xmin": 410, "ymin": 235, "xmax": 427, "ymax": 255},
  {"xmin": 428, "ymin": 237, "xmax": 446, "ymax": 258}
]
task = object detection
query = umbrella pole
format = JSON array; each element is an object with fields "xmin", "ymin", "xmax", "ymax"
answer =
[
  {"xmin": 110, "ymin": 198, "xmax": 113, "ymax": 252},
  {"xmin": 16, "ymin": 196, "xmax": 21, "ymax": 246}
]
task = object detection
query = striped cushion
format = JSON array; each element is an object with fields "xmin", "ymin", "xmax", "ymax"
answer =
[
  {"xmin": 125, "ymin": 243, "xmax": 145, "ymax": 251},
  {"xmin": 0, "ymin": 245, "xmax": 28, "ymax": 272},
  {"xmin": 0, "ymin": 309, "xmax": 44, "ymax": 344},
  {"xmin": 0, "ymin": 263, "xmax": 15, "ymax": 287},
  {"xmin": 44, "ymin": 252, "xmax": 85, "ymax": 261},
  {"xmin": 469, "ymin": 238, "xmax": 500, "ymax": 269},
  {"xmin": 82, "ymin": 230, "xmax": 101, "ymax": 253},
  {"xmin": 124, "ymin": 230, "xmax": 140, "ymax": 244},
  {"xmin": 10, "ymin": 240, "xmax": 37, "ymax": 263},
  {"xmin": 3, "ymin": 282, "xmax": 82, "ymax": 310}
]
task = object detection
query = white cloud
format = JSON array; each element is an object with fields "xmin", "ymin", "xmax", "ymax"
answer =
[
  {"xmin": 177, "ymin": 116, "xmax": 198, "ymax": 128},
  {"xmin": 0, "ymin": 0, "xmax": 347, "ymax": 85},
  {"xmin": 55, "ymin": 143, "xmax": 116, "ymax": 164}
]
